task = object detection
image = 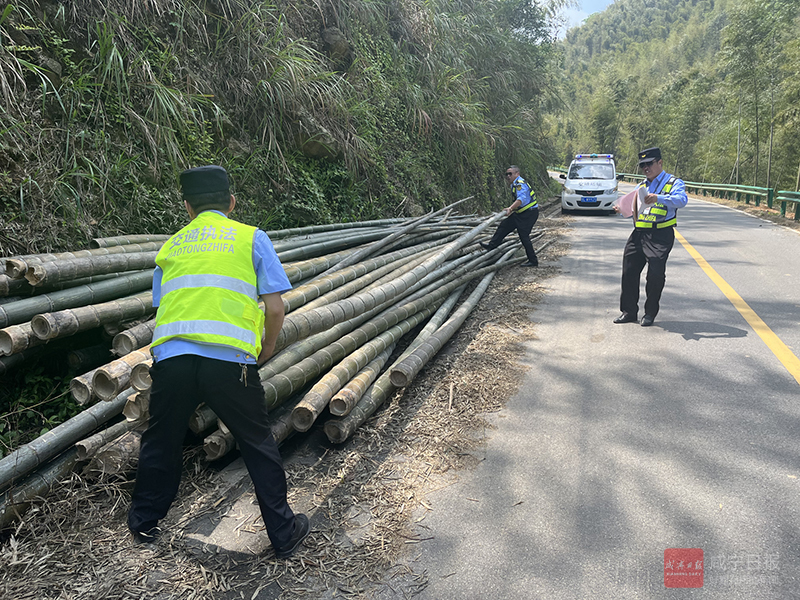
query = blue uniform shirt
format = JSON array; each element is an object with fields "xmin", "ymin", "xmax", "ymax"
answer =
[
  {"xmin": 151, "ymin": 211, "xmax": 292, "ymax": 364},
  {"xmin": 644, "ymin": 170, "xmax": 688, "ymax": 221},
  {"xmin": 511, "ymin": 176, "xmax": 537, "ymax": 210}
]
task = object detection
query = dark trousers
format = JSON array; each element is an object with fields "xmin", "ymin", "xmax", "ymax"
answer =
[
  {"xmin": 619, "ymin": 227, "xmax": 675, "ymax": 318},
  {"xmin": 128, "ymin": 355, "xmax": 295, "ymax": 548},
  {"xmin": 487, "ymin": 207, "xmax": 539, "ymax": 264}
]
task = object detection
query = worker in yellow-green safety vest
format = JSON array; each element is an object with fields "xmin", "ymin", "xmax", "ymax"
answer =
[
  {"xmin": 613, "ymin": 147, "xmax": 688, "ymax": 327},
  {"xmin": 480, "ymin": 165, "xmax": 540, "ymax": 267},
  {"xmin": 128, "ymin": 165, "xmax": 310, "ymax": 558}
]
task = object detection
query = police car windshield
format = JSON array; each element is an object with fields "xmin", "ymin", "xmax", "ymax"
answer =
[{"xmin": 568, "ymin": 164, "xmax": 615, "ymax": 180}]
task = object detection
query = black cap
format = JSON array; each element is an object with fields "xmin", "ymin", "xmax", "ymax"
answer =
[
  {"xmin": 180, "ymin": 165, "xmax": 230, "ymax": 195},
  {"xmin": 638, "ymin": 147, "xmax": 662, "ymax": 166}
]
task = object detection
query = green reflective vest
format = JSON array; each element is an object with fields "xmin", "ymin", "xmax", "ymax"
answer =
[
  {"xmin": 151, "ymin": 211, "xmax": 265, "ymax": 358},
  {"xmin": 635, "ymin": 176, "xmax": 677, "ymax": 229}
]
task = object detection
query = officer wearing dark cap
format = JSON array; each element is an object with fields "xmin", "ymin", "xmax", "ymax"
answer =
[
  {"xmin": 613, "ymin": 147, "xmax": 688, "ymax": 326},
  {"xmin": 128, "ymin": 165, "xmax": 310, "ymax": 557}
]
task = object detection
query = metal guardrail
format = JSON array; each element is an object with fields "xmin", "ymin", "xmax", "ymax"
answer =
[
  {"xmin": 616, "ymin": 173, "xmax": 777, "ymax": 210},
  {"xmin": 776, "ymin": 190, "xmax": 800, "ymax": 221}
]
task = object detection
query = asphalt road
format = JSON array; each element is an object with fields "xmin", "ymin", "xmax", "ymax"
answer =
[{"xmin": 409, "ymin": 187, "xmax": 800, "ymax": 598}]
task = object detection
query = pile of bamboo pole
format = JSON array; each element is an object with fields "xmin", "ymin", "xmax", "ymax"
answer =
[{"xmin": 0, "ymin": 203, "xmax": 549, "ymax": 528}]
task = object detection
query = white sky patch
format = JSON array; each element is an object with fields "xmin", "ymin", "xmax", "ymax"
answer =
[{"xmin": 553, "ymin": 0, "xmax": 614, "ymax": 38}]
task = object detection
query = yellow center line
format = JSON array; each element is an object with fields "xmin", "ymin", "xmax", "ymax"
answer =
[{"xmin": 675, "ymin": 230, "xmax": 800, "ymax": 386}]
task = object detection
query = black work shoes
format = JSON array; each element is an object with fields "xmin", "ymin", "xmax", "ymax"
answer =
[
  {"xmin": 640, "ymin": 315, "xmax": 655, "ymax": 327},
  {"xmin": 613, "ymin": 312, "xmax": 638, "ymax": 324},
  {"xmin": 521, "ymin": 261, "xmax": 539, "ymax": 267},
  {"xmin": 274, "ymin": 514, "xmax": 310, "ymax": 559},
  {"xmin": 131, "ymin": 526, "xmax": 162, "ymax": 544}
]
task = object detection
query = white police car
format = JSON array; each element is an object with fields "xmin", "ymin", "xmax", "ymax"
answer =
[{"xmin": 559, "ymin": 154, "xmax": 621, "ymax": 215}]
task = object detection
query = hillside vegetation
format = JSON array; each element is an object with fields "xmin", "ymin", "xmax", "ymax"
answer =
[
  {"xmin": 0, "ymin": 0, "xmax": 563, "ymax": 255},
  {"xmin": 549, "ymin": 0, "xmax": 800, "ymax": 190}
]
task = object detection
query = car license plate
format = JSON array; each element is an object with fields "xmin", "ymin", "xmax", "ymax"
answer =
[{"xmin": 579, "ymin": 197, "xmax": 594, "ymax": 203}]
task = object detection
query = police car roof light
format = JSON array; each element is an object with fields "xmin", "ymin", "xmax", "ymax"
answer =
[{"xmin": 575, "ymin": 153, "xmax": 614, "ymax": 159}]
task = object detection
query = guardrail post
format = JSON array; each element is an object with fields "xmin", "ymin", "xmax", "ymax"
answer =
[
  {"xmin": 781, "ymin": 200, "xmax": 787, "ymax": 217},
  {"xmin": 767, "ymin": 188, "xmax": 773, "ymax": 209}
]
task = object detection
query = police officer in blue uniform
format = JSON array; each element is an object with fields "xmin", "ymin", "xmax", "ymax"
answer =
[
  {"xmin": 481, "ymin": 165, "xmax": 540, "ymax": 266},
  {"xmin": 614, "ymin": 147, "xmax": 688, "ymax": 326},
  {"xmin": 128, "ymin": 166, "xmax": 310, "ymax": 558}
]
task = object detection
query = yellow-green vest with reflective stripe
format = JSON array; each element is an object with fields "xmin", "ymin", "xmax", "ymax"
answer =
[
  {"xmin": 635, "ymin": 176, "xmax": 678, "ymax": 229},
  {"xmin": 151, "ymin": 211, "xmax": 265, "ymax": 358},
  {"xmin": 513, "ymin": 177, "xmax": 539, "ymax": 213}
]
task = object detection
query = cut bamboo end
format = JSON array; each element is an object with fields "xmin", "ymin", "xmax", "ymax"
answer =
[
  {"xmin": 112, "ymin": 333, "xmax": 139, "ymax": 356},
  {"xmin": 389, "ymin": 368, "xmax": 411, "ymax": 388},
  {"xmin": 30, "ymin": 313, "xmax": 61, "ymax": 340},
  {"xmin": 0, "ymin": 324, "xmax": 41, "ymax": 355},
  {"xmin": 24, "ymin": 264, "xmax": 46, "ymax": 286},
  {"xmin": 93, "ymin": 370, "xmax": 120, "ymax": 401},
  {"xmin": 70, "ymin": 374, "xmax": 94, "ymax": 405},
  {"xmin": 189, "ymin": 405, "xmax": 217, "ymax": 435},
  {"xmin": 203, "ymin": 429, "xmax": 235, "ymax": 461},
  {"xmin": 323, "ymin": 420, "xmax": 348, "ymax": 444},
  {"xmin": 291, "ymin": 404, "xmax": 316, "ymax": 432},
  {"xmin": 329, "ymin": 389, "xmax": 358, "ymax": 416},
  {"xmin": 130, "ymin": 361, "xmax": 152, "ymax": 391},
  {"xmin": 122, "ymin": 392, "xmax": 150, "ymax": 422},
  {"xmin": 5, "ymin": 259, "xmax": 29, "ymax": 280}
]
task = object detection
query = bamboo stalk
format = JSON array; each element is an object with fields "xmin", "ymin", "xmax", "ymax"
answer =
[
  {"xmin": 0, "ymin": 322, "xmax": 45, "ymax": 356},
  {"xmin": 202, "ymin": 400, "xmax": 296, "ymax": 461},
  {"xmin": 84, "ymin": 430, "xmax": 141, "ymax": 478},
  {"xmin": 4, "ymin": 242, "xmax": 163, "ymax": 279},
  {"xmin": 281, "ymin": 239, "xmax": 446, "ymax": 314},
  {"xmin": 290, "ymin": 304, "xmax": 440, "ymax": 432},
  {"xmin": 281, "ymin": 247, "xmax": 362, "ymax": 284},
  {"xmin": 0, "ymin": 347, "xmax": 44, "ymax": 375},
  {"xmin": 276, "ymin": 230, "xmax": 391, "ymax": 263},
  {"xmin": 261, "ymin": 271, "xmax": 460, "ymax": 412},
  {"xmin": 294, "ymin": 246, "xmax": 440, "ymax": 315},
  {"xmin": 0, "ymin": 270, "xmax": 154, "ymax": 329},
  {"xmin": 328, "ymin": 343, "xmax": 396, "ymax": 417},
  {"xmin": 112, "ymin": 319, "xmax": 156, "ymax": 355},
  {"xmin": 257, "ymin": 240, "xmax": 497, "ymax": 386},
  {"xmin": 0, "ymin": 388, "xmax": 134, "ymax": 492},
  {"xmin": 390, "ymin": 250, "xmax": 518, "ymax": 388},
  {"xmin": 91, "ymin": 348, "xmax": 151, "ymax": 401},
  {"xmin": 24, "ymin": 252, "xmax": 158, "ymax": 287},
  {"xmin": 75, "ymin": 419, "xmax": 138, "ymax": 461},
  {"xmin": 67, "ymin": 343, "xmax": 113, "ymax": 372},
  {"xmin": 0, "ymin": 274, "xmax": 30, "ymax": 296},
  {"xmin": 265, "ymin": 218, "xmax": 408, "ymax": 240},
  {"xmin": 0, "ymin": 447, "xmax": 81, "ymax": 529},
  {"xmin": 272, "ymin": 226, "xmax": 388, "ymax": 253},
  {"xmin": 324, "ymin": 285, "xmax": 469, "ymax": 444},
  {"xmin": 273, "ymin": 212, "xmax": 504, "ymax": 352},
  {"xmin": 317, "ymin": 197, "xmax": 470, "ymax": 277},
  {"xmin": 90, "ymin": 234, "xmax": 170, "ymax": 248},
  {"xmin": 30, "ymin": 291, "xmax": 154, "ymax": 341},
  {"xmin": 1, "ymin": 270, "xmax": 148, "ymax": 298}
]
